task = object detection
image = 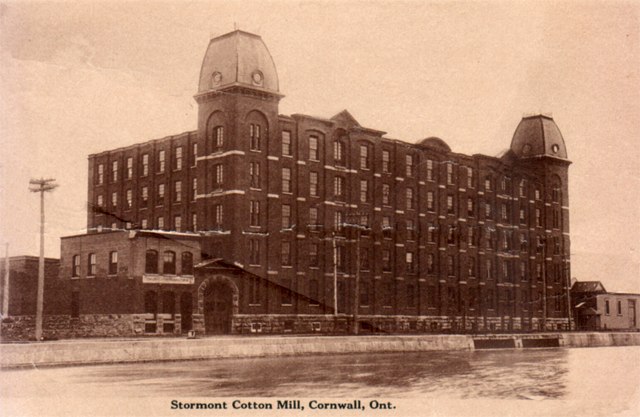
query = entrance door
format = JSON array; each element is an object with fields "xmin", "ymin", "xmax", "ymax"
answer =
[
  {"xmin": 204, "ymin": 283, "xmax": 232, "ymax": 334},
  {"xmin": 180, "ymin": 292, "xmax": 193, "ymax": 332}
]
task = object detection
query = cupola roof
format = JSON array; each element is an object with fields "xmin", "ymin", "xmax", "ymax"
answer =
[{"xmin": 510, "ymin": 114, "xmax": 568, "ymax": 159}]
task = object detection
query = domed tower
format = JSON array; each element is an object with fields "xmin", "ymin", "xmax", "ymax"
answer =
[
  {"xmin": 194, "ymin": 30, "xmax": 283, "ymax": 258},
  {"xmin": 510, "ymin": 115, "xmax": 571, "ymax": 326}
]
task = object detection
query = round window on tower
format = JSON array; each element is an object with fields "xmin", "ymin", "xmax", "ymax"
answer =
[
  {"xmin": 551, "ymin": 144, "xmax": 559, "ymax": 154},
  {"xmin": 211, "ymin": 71, "xmax": 222, "ymax": 87},
  {"xmin": 251, "ymin": 70, "xmax": 264, "ymax": 86}
]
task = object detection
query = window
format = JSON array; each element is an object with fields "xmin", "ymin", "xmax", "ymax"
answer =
[
  {"xmin": 427, "ymin": 253, "xmax": 435, "ymax": 274},
  {"xmin": 467, "ymin": 167, "xmax": 474, "ymax": 188},
  {"xmin": 281, "ymin": 241, "xmax": 291, "ymax": 266},
  {"xmin": 126, "ymin": 189, "xmax": 132, "ymax": 209},
  {"xmin": 467, "ymin": 227, "xmax": 476, "ymax": 246},
  {"xmin": 382, "ymin": 250, "xmax": 391, "ymax": 271},
  {"xmin": 192, "ymin": 178, "xmax": 197, "ymax": 201},
  {"xmin": 446, "ymin": 163, "xmax": 453, "ymax": 185},
  {"xmin": 447, "ymin": 226, "xmax": 456, "ymax": 245},
  {"xmin": 407, "ymin": 284, "xmax": 416, "ymax": 308},
  {"xmin": 485, "ymin": 202, "xmax": 492, "ymax": 218},
  {"xmin": 97, "ymin": 194, "xmax": 104, "ymax": 208},
  {"xmin": 536, "ymin": 263, "xmax": 542, "ymax": 281},
  {"xmin": 467, "ymin": 197, "xmax": 475, "ymax": 217},
  {"xmin": 520, "ymin": 261, "xmax": 527, "ymax": 281},
  {"xmin": 249, "ymin": 239, "xmax": 260, "ymax": 265},
  {"xmin": 426, "ymin": 159, "xmax": 434, "ymax": 181},
  {"xmin": 309, "ymin": 207, "xmax": 318, "ymax": 227},
  {"xmin": 382, "ymin": 216, "xmax": 392, "ymax": 239},
  {"xmin": 72, "ymin": 255, "xmax": 80, "ymax": 277},
  {"xmin": 87, "ymin": 253, "xmax": 96, "ymax": 276},
  {"xmin": 309, "ymin": 243, "xmax": 319, "ymax": 267},
  {"xmin": 250, "ymin": 201, "xmax": 260, "ymax": 227},
  {"xmin": 126, "ymin": 157, "xmax": 133, "ymax": 179},
  {"xmin": 108, "ymin": 251, "xmax": 118, "ymax": 275},
  {"xmin": 191, "ymin": 143, "xmax": 198, "ymax": 166},
  {"xmin": 334, "ymin": 140, "xmax": 345, "ymax": 165},
  {"xmin": 157, "ymin": 183, "xmax": 165, "ymax": 205},
  {"xmin": 281, "ymin": 279, "xmax": 292, "ymax": 305},
  {"xmin": 486, "ymin": 259, "xmax": 494, "ymax": 279},
  {"xmin": 617, "ymin": 300, "xmax": 622, "ymax": 315},
  {"xmin": 382, "ymin": 150, "xmax": 390, "ymax": 173},
  {"xmin": 112, "ymin": 160, "xmax": 118, "ymax": 182},
  {"xmin": 250, "ymin": 162, "xmax": 261, "ymax": 189},
  {"xmin": 406, "ymin": 188, "xmax": 415, "ymax": 210},
  {"xmin": 501, "ymin": 176, "xmax": 511, "ymax": 193},
  {"xmin": 360, "ymin": 180, "xmax": 369, "ymax": 203},
  {"xmin": 447, "ymin": 256, "xmax": 454, "ymax": 276},
  {"xmin": 282, "ymin": 168, "xmax": 292, "ymax": 193},
  {"xmin": 215, "ymin": 164, "xmax": 224, "ymax": 187},
  {"xmin": 249, "ymin": 124, "xmax": 261, "ymax": 150},
  {"xmin": 309, "ymin": 136, "xmax": 319, "ymax": 160},
  {"xmin": 157, "ymin": 150, "xmax": 165, "ymax": 173},
  {"xmin": 282, "ymin": 204, "xmax": 291, "ymax": 229},
  {"xmin": 157, "ymin": 216, "xmax": 164, "ymax": 229},
  {"xmin": 181, "ymin": 252, "xmax": 193, "ymax": 275},
  {"xmin": 502, "ymin": 260, "xmax": 511, "ymax": 282},
  {"xmin": 447, "ymin": 195, "xmax": 454, "ymax": 214},
  {"xmin": 334, "ymin": 176, "xmax": 345, "ymax": 199},
  {"xmin": 427, "ymin": 191, "xmax": 435, "ymax": 212},
  {"xmin": 174, "ymin": 181, "xmax": 182, "ymax": 202},
  {"xmin": 552, "ymin": 181, "xmax": 561, "ymax": 203},
  {"xmin": 111, "ymin": 191, "xmax": 118, "ymax": 208},
  {"xmin": 214, "ymin": 126, "xmax": 224, "ymax": 150},
  {"xmin": 214, "ymin": 204, "xmax": 223, "ymax": 227},
  {"xmin": 309, "ymin": 171, "xmax": 318, "ymax": 196},
  {"xmin": 336, "ymin": 245, "xmax": 346, "ymax": 272},
  {"xmin": 71, "ymin": 291, "xmax": 80, "ymax": 318},
  {"xmin": 406, "ymin": 251, "xmax": 415, "ymax": 273},
  {"xmin": 141, "ymin": 186, "xmax": 148, "ymax": 208},
  {"xmin": 163, "ymin": 251, "xmax": 176, "ymax": 275},
  {"xmin": 535, "ymin": 184, "xmax": 542, "ymax": 200},
  {"xmin": 485, "ymin": 176, "xmax": 493, "ymax": 191},
  {"xmin": 97, "ymin": 164, "xmax": 104, "ymax": 184},
  {"xmin": 382, "ymin": 184, "xmax": 390, "ymax": 205},
  {"xmin": 519, "ymin": 206, "xmax": 526, "ymax": 224},
  {"xmin": 360, "ymin": 144, "xmax": 370, "ymax": 169},
  {"xmin": 519, "ymin": 179, "xmax": 527, "ymax": 197},
  {"xmin": 191, "ymin": 213, "xmax": 197, "ymax": 231},
  {"xmin": 605, "ymin": 299, "xmax": 610, "ymax": 315},
  {"xmin": 142, "ymin": 154, "xmax": 149, "ymax": 176},
  {"xmin": 174, "ymin": 147, "xmax": 183, "ymax": 170},
  {"xmin": 406, "ymin": 220, "xmax": 415, "ymax": 241},
  {"xmin": 501, "ymin": 203, "xmax": 509, "ymax": 221},
  {"xmin": 406, "ymin": 154, "xmax": 414, "ymax": 177},
  {"xmin": 553, "ymin": 209, "xmax": 560, "ymax": 229},
  {"xmin": 468, "ymin": 256, "xmax": 476, "ymax": 278},
  {"xmin": 334, "ymin": 211, "xmax": 344, "ymax": 233},
  {"xmin": 141, "ymin": 218, "xmax": 148, "ymax": 229},
  {"xmin": 309, "ymin": 279, "xmax": 319, "ymax": 305},
  {"xmin": 249, "ymin": 277, "xmax": 261, "ymax": 305},
  {"xmin": 535, "ymin": 208, "xmax": 542, "ymax": 227},
  {"xmin": 282, "ymin": 131, "xmax": 292, "ymax": 156},
  {"xmin": 427, "ymin": 223, "xmax": 436, "ymax": 243},
  {"xmin": 360, "ymin": 247, "xmax": 370, "ymax": 270},
  {"xmin": 174, "ymin": 215, "xmax": 182, "ymax": 232}
]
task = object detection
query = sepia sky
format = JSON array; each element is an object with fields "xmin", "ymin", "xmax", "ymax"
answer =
[{"xmin": 0, "ymin": 1, "xmax": 638, "ymax": 292}]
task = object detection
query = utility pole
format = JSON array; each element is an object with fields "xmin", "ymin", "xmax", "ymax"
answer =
[
  {"xmin": 29, "ymin": 178, "xmax": 58, "ymax": 341},
  {"xmin": 332, "ymin": 233, "xmax": 338, "ymax": 316}
]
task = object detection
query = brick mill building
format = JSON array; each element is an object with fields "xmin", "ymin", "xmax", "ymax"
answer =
[{"xmin": 2, "ymin": 30, "xmax": 573, "ymax": 339}]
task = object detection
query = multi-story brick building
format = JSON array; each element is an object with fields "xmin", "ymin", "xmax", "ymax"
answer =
[{"xmin": 20, "ymin": 29, "xmax": 572, "ymax": 339}]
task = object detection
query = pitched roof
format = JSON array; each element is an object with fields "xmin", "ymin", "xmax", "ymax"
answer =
[{"xmin": 571, "ymin": 281, "xmax": 607, "ymax": 293}]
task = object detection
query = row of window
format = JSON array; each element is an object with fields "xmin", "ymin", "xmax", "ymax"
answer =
[
  {"xmin": 96, "ymin": 144, "xmax": 198, "ymax": 185},
  {"xmin": 96, "ymin": 178, "xmax": 197, "ymax": 210},
  {"xmin": 70, "ymin": 250, "xmax": 194, "ymax": 277}
]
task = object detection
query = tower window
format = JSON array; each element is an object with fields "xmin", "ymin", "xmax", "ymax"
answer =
[
  {"xmin": 309, "ymin": 171, "xmax": 318, "ymax": 197},
  {"xmin": 282, "ymin": 167, "xmax": 292, "ymax": 193},
  {"xmin": 360, "ymin": 144, "xmax": 370, "ymax": 170},
  {"xmin": 309, "ymin": 136, "xmax": 319, "ymax": 161},
  {"xmin": 250, "ymin": 124, "xmax": 261, "ymax": 150},
  {"xmin": 282, "ymin": 204, "xmax": 291, "ymax": 229},
  {"xmin": 214, "ymin": 126, "xmax": 224, "ymax": 150},
  {"xmin": 334, "ymin": 140, "xmax": 345, "ymax": 166},
  {"xmin": 250, "ymin": 162, "xmax": 261, "ymax": 189},
  {"xmin": 250, "ymin": 201, "xmax": 260, "ymax": 227}
]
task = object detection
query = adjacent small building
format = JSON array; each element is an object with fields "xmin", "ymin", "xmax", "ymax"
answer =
[{"xmin": 572, "ymin": 281, "xmax": 639, "ymax": 331}]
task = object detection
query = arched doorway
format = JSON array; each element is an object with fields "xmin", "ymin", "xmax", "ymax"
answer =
[{"xmin": 197, "ymin": 275, "xmax": 238, "ymax": 335}]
